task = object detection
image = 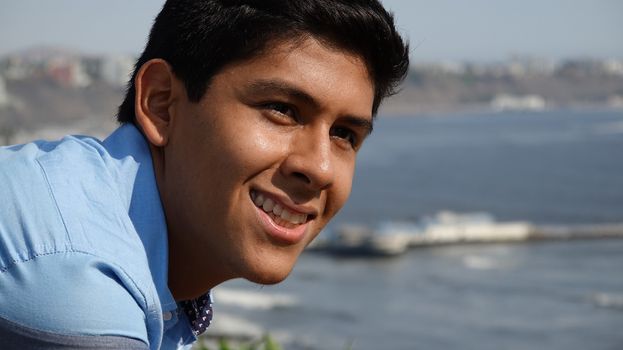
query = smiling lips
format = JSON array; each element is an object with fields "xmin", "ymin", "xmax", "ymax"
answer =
[
  {"xmin": 250, "ymin": 189, "xmax": 313, "ymax": 245},
  {"xmin": 251, "ymin": 191, "xmax": 309, "ymax": 228}
]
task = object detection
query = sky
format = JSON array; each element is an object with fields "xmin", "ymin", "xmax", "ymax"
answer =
[{"xmin": 0, "ymin": 0, "xmax": 621, "ymax": 63}]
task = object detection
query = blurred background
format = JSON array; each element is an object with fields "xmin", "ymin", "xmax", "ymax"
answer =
[{"xmin": 1, "ymin": 1, "xmax": 622, "ymax": 349}]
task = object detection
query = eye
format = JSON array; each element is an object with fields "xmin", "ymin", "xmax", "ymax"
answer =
[
  {"xmin": 261, "ymin": 102, "xmax": 297, "ymax": 123},
  {"xmin": 330, "ymin": 126, "xmax": 358, "ymax": 149}
]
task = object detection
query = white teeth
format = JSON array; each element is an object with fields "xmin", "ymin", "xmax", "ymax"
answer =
[
  {"xmin": 252, "ymin": 191, "xmax": 308, "ymax": 225},
  {"xmin": 262, "ymin": 198, "xmax": 275, "ymax": 212},
  {"xmin": 290, "ymin": 213, "xmax": 301, "ymax": 224},
  {"xmin": 253, "ymin": 193, "xmax": 265, "ymax": 207},
  {"xmin": 290, "ymin": 214, "xmax": 300, "ymax": 224},
  {"xmin": 273, "ymin": 204, "xmax": 283, "ymax": 216},
  {"xmin": 280, "ymin": 210, "xmax": 292, "ymax": 222},
  {"xmin": 295, "ymin": 214, "xmax": 308, "ymax": 224}
]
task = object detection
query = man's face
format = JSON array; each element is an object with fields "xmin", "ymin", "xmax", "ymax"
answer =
[{"xmin": 163, "ymin": 37, "xmax": 374, "ymax": 285}]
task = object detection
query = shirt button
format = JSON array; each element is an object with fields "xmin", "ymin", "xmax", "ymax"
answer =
[{"xmin": 163, "ymin": 311, "xmax": 173, "ymax": 321}]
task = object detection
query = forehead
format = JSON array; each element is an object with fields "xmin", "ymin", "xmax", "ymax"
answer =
[
  {"xmin": 211, "ymin": 37, "xmax": 375, "ymax": 118},
  {"xmin": 236, "ymin": 35, "xmax": 372, "ymax": 74}
]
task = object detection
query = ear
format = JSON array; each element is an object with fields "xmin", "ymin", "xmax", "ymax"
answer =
[{"xmin": 134, "ymin": 59, "xmax": 180, "ymax": 147}]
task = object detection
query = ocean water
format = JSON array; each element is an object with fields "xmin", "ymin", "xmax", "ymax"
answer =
[
  {"xmin": 339, "ymin": 108, "xmax": 623, "ymax": 225},
  {"xmin": 208, "ymin": 110, "xmax": 623, "ymax": 350}
]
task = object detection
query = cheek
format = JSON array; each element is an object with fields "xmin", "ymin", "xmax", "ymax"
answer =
[
  {"xmin": 324, "ymin": 162, "xmax": 355, "ymax": 219},
  {"xmin": 217, "ymin": 121, "xmax": 287, "ymax": 177}
]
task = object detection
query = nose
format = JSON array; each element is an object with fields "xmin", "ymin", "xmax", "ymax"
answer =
[{"xmin": 280, "ymin": 128, "xmax": 334, "ymax": 191}]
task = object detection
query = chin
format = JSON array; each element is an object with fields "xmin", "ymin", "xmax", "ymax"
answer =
[
  {"xmin": 249, "ymin": 274, "xmax": 288, "ymax": 286},
  {"xmin": 243, "ymin": 261, "xmax": 295, "ymax": 286}
]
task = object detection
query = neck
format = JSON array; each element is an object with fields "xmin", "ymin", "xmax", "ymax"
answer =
[
  {"xmin": 149, "ymin": 144, "xmax": 230, "ymax": 301},
  {"xmin": 167, "ymin": 235, "xmax": 227, "ymax": 300}
]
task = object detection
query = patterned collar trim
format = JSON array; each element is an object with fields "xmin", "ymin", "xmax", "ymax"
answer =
[{"xmin": 179, "ymin": 290, "xmax": 213, "ymax": 336}]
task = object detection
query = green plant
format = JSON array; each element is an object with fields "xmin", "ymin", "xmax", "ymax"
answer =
[
  {"xmin": 194, "ymin": 333, "xmax": 283, "ymax": 350},
  {"xmin": 262, "ymin": 334, "xmax": 282, "ymax": 350}
]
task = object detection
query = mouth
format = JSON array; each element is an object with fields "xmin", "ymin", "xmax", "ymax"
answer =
[
  {"xmin": 250, "ymin": 189, "xmax": 315, "ymax": 244},
  {"xmin": 251, "ymin": 191, "xmax": 310, "ymax": 227}
]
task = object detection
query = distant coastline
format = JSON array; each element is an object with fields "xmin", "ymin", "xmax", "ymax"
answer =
[
  {"xmin": 380, "ymin": 59, "xmax": 623, "ymax": 116},
  {"xmin": 1, "ymin": 47, "xmax": 622, "ymax": 144}
]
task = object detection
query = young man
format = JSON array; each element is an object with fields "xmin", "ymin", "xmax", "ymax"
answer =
[{"xmin": 0, "ymin": 0, "xmax": 408, "ymax": 349}]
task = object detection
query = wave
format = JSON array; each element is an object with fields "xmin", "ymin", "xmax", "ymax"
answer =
[
  {"xmin": 462, "ymin": 255, "xmax": 499, "ymax": 270},
  {"xmin": 206, "ymin": 313, "xmax": 264, "ymax": 340},
  {"xmin": 590, "ymin": 292, "xmax": 623, "ymax": 310},
  {"xmin": 213, "ymin": 288, "xmax": 298, "ymax": 310}
]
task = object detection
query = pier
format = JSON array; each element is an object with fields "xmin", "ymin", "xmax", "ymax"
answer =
[{"xmin": 315, "ymin": 214, "xmax": 623, "ymax": 257}]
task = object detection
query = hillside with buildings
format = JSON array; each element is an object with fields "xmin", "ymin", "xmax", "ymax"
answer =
[
  {"xmin": 1, "ymin": 47, "xmax": 622, "ymax": 144},
  {"xmin": 385, "ymin": 58, "xmax": 623, "ymax": 114}
]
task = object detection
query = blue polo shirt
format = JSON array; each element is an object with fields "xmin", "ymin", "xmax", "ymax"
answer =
[{"xmin": 0, "ymin": 124, "xmax": 211, "ymax": 349}]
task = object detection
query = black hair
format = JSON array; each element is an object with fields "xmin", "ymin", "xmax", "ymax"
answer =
[{"xmin": 117, "ymin": 0, "xmax": 409, "ymax": 122}]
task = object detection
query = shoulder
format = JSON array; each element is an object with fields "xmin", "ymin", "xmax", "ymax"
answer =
[
  {"xmin": 0, "ymin": 137, "xmax": 103, "ymax": 269},
  {"xmin": 0, "ymin": 135, "xmax": 160, "ymax": 345},
  {"xmin": 0, "ymin": 135, "xmax": 127, "ymax": 269},
  {"xmin": 0, "ymin": 250, "xmax": 150, "ymax": 347},
  {"xmin": 0, "ymin": 316, "xmax": 148, "ymax": 350},
  {"xmin": 0, "ymin": 134, "xmax": 108, "ymax": 170},
  {"xmin": 0, "ymin": 135, "xmax": 112, "ymax": 207}
]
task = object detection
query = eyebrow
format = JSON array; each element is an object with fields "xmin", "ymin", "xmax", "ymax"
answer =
[
  {"xmin": 341, "ymin": 115, "xmax": 374, "ymax": 136},
  {"xmin": 247, "ymin": 79, "xmax": 320, "ymax": 109},
  {"xmin": 245, "ymin": 79, "xmax": 374, "ymax": 135}
]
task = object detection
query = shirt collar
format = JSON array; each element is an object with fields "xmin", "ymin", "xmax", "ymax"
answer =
[{"xmin": 102, "ymin": 123, "xmax": 177, "ymax": 312}]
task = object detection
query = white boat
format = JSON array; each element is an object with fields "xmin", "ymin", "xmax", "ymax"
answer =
[
  {"xmin": 321, "ymin": 211, "xmax": 534, "ymax": 257},
  {"xmin": 315, "ymin": 211, "xmax": 623, "ymax": 258},
  {"xmin": 324, "ymin": 224, "xmax": 376, "ymax": 256},
  {"xmin": 371, "ymin": 221, "xmax": 421, "ymax": 255},
  {"xmin": 415, "ymin": 211, "xmax": 533, "ymax": 245},
  {"xmin": 323, "ymin": 222, "xmax": 420, "ymax": 256}
]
